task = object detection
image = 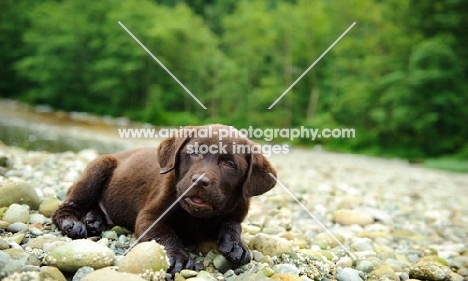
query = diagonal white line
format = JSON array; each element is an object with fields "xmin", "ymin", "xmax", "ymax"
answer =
[
  {"xmin": 268, "ymin": 22, "xmax": 356, "ymax": 109},
  {"xmin": 268, "ymin": 173, "xmax": 357, "ymax": 260},
  {"xmin": 118, "ymin": 21, "xmax": 207, "ymax": 109},
  {"xmin": 118, "ymin": 173, "xmax": 207, "ymax": 259}
]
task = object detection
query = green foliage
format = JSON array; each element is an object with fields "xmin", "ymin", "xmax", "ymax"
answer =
[
  {"xmin": 1, "ymin": 0, "xmax": 467, "ymax": 161},
  {"xmin": 424, "ymin": 158, "xmax": 468, "ymax": 174},
  {"xmin": 0, "ymin": 0, "xmax": 44, "ymax": 97},
  {"xmin": 13, "ymin": 0, "xmax": 227, "ymax": 122}
]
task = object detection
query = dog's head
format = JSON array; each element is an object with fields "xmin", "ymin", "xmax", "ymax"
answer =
[{"xmin": 156, "ymin": 124, "xmax": 277, "ymax": 218}]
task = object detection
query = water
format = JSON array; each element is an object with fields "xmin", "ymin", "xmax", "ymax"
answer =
[{"xmin": 0, "ymin": 117, "xmax": 128, "ymax": 154}]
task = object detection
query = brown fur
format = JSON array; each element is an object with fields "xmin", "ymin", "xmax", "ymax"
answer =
[{"xmin": 52, "ymin": 124, "xmax": 277, "ymax": 273}]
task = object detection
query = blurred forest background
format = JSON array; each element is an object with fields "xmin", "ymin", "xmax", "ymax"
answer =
[{"xmin": 1, "ymin": 0, "xmax": 467, "ymax": 163}]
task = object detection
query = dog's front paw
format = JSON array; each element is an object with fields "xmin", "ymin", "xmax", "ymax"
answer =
[
  {"xmin": 81, "ymin": 210, "xmax": 104, "ymax": 237},
  {"xmin": 167, "ymin": 250, "xmax": 204, "ymax": 274},
  {"xmin": 218, "ymin": 234, "xmax": 251, "ymax": 266},
  {"xmin": 61, "ymin": 218, "xmax": 87, "ymax": 239}
]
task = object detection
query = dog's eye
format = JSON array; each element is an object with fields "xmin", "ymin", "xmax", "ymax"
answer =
[{"xmin": 223, "ymin": 161, "xmax": 235, "ymax": 169}]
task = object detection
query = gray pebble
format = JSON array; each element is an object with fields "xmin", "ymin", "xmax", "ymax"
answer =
[
  {"xmin": 4, "ymin": 248, "xmax": 40, "ymax": 268},
  {"xmin": 354, "ymin": 251, "xmax": 378, "ymax": 259},
  {"xmin": 224, "ymin": 269, "xmax": 236, "ymax": 280},
  {"xmin": 233, "ymin": 268, "xmax": 244, "ymax": 275},
  {"xmin": 197, "ymin": 270, "xmax": 217, "ymax": 281},
  {"xmin": 204, "ymin": 250, "xmax": 217, "ymax": 264},
  {"xmin": 451, "ymin": 272, "xmax": 465, "ymax": 281},
  {"xmin": 102, "ymin": 231, "xmax": 118, "ymax": 240},
  {"xmin": 355, "ymin": 259, "xmax": 376, "ymax": 272},
  {"xmin": 252, "ymin": 250, "xmax": 264, "ymax": 262},
  {"xmin": 29, "ymin": 227, "xmax": 42, "ymax": 236},
  {"xmin": 25, "ymin": 253, "xmax": 41, "ymax": 266},
  {"xmin": 97, "ymin": 238, "xmax": 109, "ymax": 247},
  {"xmin": 118, "ymin": 235, "xmax": 127, "ymax": 243},
  {"xmin": 39, "ymin": 198, "xmax": 60, "ymax": 217},
  {"xmin": 40, "ymin": 266, "xmax": 67, "ymax": 281},
  {"xmin": 409, "ymin": 261, "xmax": 452, "ymax": 281},
  {"xmin": 45, "ymin": 239, "xmax": 115, "ymax": 272},
  {"xmin": 57, "ymin": 190, "xmax": 67, "ymax": 201},
  {"xmin": 406, "ymin": 253, "xmax": 420, "ymax": 263},
  {"xmin": 115, "ymin": 235, "xmax": 128, "ymax": 248},
  {"xmin": 336, "ymin": 268, "xmax": 363, "ymax": 281},
  {"xmin": 351, "ymin": 238, "xmax": 374, "ymax": 252},
  {"xmin": 72, "ymin": 266, "xmax": 95, "ymax": 281},
  {"xmin": 384, "ymin": 258, "xmax": 406, "ymax": 268},
  {"xmin": 213, "ymin": 254, "xmax": 232, "ymax": 274},
  {"xmin": 0, "ymin": 220, "xmax": 10, "ymax": 230},
  {"xmin": 456, "ymin": 267, "xmax": 468, "ymax": 276},
  {"xmin": 262, "ymin": 225, "xmax": 286, "ymax": 235},
  {"xmin": 25, "ymin": 237, "xmax": 65, "ymax": 251},
  {"xmin": 258, "ymin": 265, "xmax": 275, "ymax": 277},
  {"xmin": 242, "ymin": 224, "xmax": 261, "ymax": 235},
  {"xmin": 450, "ymin": 256, "xmax": 468, "ymax": 268},
  {"xmin": 334, "ymin": 209, "xmax": 374, "ymax": 226},
  {"xmin": 8, "ymin": 223, "xmax": 25, "ymax": 235},
  {"xmin": 29, "ymin": 213, "xmax": 46, "ymax": 224},
  {"xmin": 3, "ymin": 204, "xmax": 30, "ymax": 224},
  {"xmin": 231, "ymin": 272, "xmax": 271, "ymax": 281},
  {"xmin": 81, "ymin": 267, "xmax": 145, "ymax": 281},
  {"xmin": 119, "ymin": 241, "xmax": 169, "ymax": 276},
  {"xmin": 2, "ymin": 271, "xmax": 40, "ymax": 280},
  {"xmin": 0, "ymin": 251, "xmax": 21, "ymax": 278},
  {"xmin": 248, "ymin": 233, "xmax": 293, "ymax": 257},
  {"xmin": 368, "ymin": 265, "xmax": 399, "ymax": 281},
  {"xmin": 336, "ymin": 256, "xmax": 353, "ymax": 268},
  {"xmin": 0, "ymin": 182, "xmax": 41, "ymax": 209},
  {"xmin": 397, "ymin": 271, "xmax": 410, "ymax": 281},
  {"xmin": 273, "ymin": 263, "xmax": 300, "ymax": 275},
  {"xmin": 181, "ymin": 269, "xmax": 198, "ymax": 278},
  {"xmin": 8, "ymin": 242, "xmax": 23, "ymax": 250},
  {"xmin": 0, "ymin": 238, "xmax": 9, "ymax": 250},
  {"xmin": 21, "ymin": 265, "xmax": 41, "ymax": 272}
]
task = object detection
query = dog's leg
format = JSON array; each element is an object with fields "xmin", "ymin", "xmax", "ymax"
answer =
[
  {"xmin": 52, "ymin": 156, "xmax": 117, "ymax": 239},
  {"xmin": 218, "ymin": 220, "xmax": 251, "ymax": 266},
  {"xmin": 135, "ymin": 211, "xmax": 204, "ymax": 274}
]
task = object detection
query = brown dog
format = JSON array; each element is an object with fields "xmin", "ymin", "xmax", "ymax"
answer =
[{"xmin": 52, "ymin": 124, "xmax": 277, "ymax": 273}]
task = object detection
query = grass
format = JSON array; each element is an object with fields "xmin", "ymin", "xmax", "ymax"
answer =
[
  {"xmin": 313, "ymin": 141, "xmax": 468, "ymax": 174},
  {"xmin": 423, "ymin": 158, "xmax": 468, "ymax": 173}
]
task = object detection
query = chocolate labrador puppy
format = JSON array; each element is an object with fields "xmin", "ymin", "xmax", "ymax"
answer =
[{"xmin": 52, "ymin": 124, "xmax": 277, "ymax": 273}]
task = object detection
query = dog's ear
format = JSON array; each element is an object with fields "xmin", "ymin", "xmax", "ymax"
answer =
[
  {"xmin": 157, "ymin": 130, "xmax": 190, "ymax": 174},
  {"xmin": 242, "ymin": 147, "xmax": 277, "ymax": 198}
]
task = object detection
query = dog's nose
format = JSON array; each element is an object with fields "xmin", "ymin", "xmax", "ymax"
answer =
[{"xmin": 191, "ymin": 174, "xmax": 210, "ymax": 188}]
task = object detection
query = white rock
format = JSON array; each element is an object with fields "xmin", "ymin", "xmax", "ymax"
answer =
[
  {"xmin": 45, "ymin": 239, "xmax": 115, "ymax": 273},
  {"xmin": 3, "ymin": 204, "xmax": 30, "ymax": 223},
  {"xmin": 119, "ymin": 241, "xmax": 169, "ymax": 279},
  {"xmin": 334, "ymin": 210, "xmax": 374, "ymax": 226}
]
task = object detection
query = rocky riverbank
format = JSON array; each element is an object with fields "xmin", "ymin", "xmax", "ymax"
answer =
[{"xmin": 0, "ymin": 142, "xmax": 467, "ymax": 280}]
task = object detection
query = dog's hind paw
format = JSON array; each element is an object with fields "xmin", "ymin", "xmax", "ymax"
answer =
[{"xmin": 61, "ymin": 218, "xmax": 87, "ymax": 239}]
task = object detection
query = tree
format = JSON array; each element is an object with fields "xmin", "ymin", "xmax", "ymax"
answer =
[
  {"xmin": 15, "ymin": 0, "xmax": 228, "ymax": 124},
  {"xmin": 0, "ymin": 0, "xmax": 43, "ymax": 97}
]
